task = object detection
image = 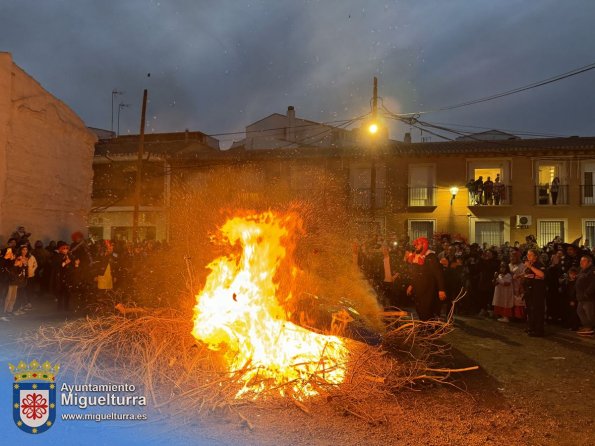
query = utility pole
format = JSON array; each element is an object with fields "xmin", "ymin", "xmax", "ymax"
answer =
[
  {"xmin": 111, "ymin": 89, "xmax": 123, "ymax": 133},
  {"xmin": 132, "ymin": 89, "xmax": 148, "ymax": 244},
  {"xmin": 370, "ymin": 76, "xmax": 378, "ymax": 219}
]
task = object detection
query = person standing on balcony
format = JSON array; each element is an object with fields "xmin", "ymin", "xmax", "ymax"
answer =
[
  {"xmin": 474, "ymin": 176, "xmax": 484, "ymax": 205},
  {"xmin": 483, "ymin": 176, "xmax": 494, "ymax": 205},
  {"xmin": 493, "ymin": 174, "xmax": 506, "ymax": 205},
  {"xmin": 466, "ymin": 178, "xmax": 476, "ymax": 205},
  {"xmin": 550, "ymin": 177, "xmax": 560, "ymax": 205}
]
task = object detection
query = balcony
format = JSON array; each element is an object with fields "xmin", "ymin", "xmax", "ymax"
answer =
[
  {"xmin": 351, "ymin": 187, "xmax": 386, "ymax": 210},
  {"xmin": 468, "ymin": 186, "xmax": 512, "ymax": 206},
  {"xmin": 581, "ymin": 185, "xmax": 595, "ymax": 205},
  {"xmin": 408, "ymin": 186, "xmax": 436, "ymax": 207},
  {"xmin": 535, "ymin": 184, "xmax": 568, "ymax": 205}
]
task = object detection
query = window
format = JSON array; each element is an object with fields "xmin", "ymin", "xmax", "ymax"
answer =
[
  {"xmin": 534, "ymin": 160, "xmax": 568, "ymax": 205},
  {"xmin": 583, "ymin": 220, "xmax": 595, "ymax": 248},
  {"xmin": 408, "ymin": 164, "xmax": 435, "ymax": 206},
  {"xmin": 350, "ymin": 162, "xmax": 386, "ymax": 209},
  {"xmin": 475, "ymin": 221, "xmax": 504, "ymax": 246},
  {"xmin": 408, "ymin": 220, "xmax": 435, "ymax": 241},
  {"xmin": 467, "ymin": 160, "xmax": 511, "ymax": 205},
  {"xmin": 581, "ymin": 161, "xmax": 595, "ymax": 205},
  {"xmin": 110, "ymin": 226, "xmax": 157, "ymax": 241},
  {"xmin": 537, "ymin": 220, "xmax": 566, "ymax": 247},
  {"xmin": 88, "ymin": 226, "xmax": 104, "ymax": 240}
]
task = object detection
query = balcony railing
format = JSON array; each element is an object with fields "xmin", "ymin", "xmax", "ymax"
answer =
[
  {"xmin": 581, "ymin": 185, "xmax": 595, "ymax": 205},
  {"xmin": 408, "ymin": 186, "xmax": 436, "ymax": 207},
  {"xmin": 535, "ymin": 184, "xmax": 568, "ymax": 205},
  {"xmin": 351, "ymin": 187, "xmax": 386, "ymax": 210},
  {"xmin": 468, "ymin": 185, "xmax": 512, "ymax": 206}
]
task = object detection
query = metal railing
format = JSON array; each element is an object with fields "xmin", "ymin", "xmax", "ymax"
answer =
[
  {"xmin": 581, "ymin": 185, "xmax": 595, "ymax": 205},
  {"xmin": 467, "ymin": 185, "xmax": 512, "ymax": 206},
  {"xmin": 535, "ymin": 184, "xmax": 568, "ymax": 205},
  {"xmin": 351, "ymin": 187, "xmax": 386, "ymax": 210},
  {"xmin": 408, "ymin": 186, "xmax": 436, "ymax": 207}
]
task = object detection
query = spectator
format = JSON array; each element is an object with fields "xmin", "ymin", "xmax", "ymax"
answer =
[
  {"xmin": 484, "ymin": 176, "xmax": 494, "ymax": 205},
  {"xmin": 474, "ymin": 176, "xmax": 484, "ymax": 205},
  {"xmin": 523, "ymin": 249, "xmax": 546, "ymax": 337},
  {"xmin": 562, "ymin": 267, "xmax": 580, "ymax": 331},
  {"xmin": 492, "ymin": 262, "xmax": 513, "ymax": 322},
  {"xmin": 575, "ymin": 256, "xmax": 595, "ymax": 336},
  {"xmin": 493, "ymin": 174, "xmax": 506, "ymax": 205},
  {"xmin": 550, "ymin": 177, "xmax": 560, "ymax": 205}
]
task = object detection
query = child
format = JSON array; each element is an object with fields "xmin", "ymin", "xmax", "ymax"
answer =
[{"xmin": 492, "ymin": 262, "xmax": 513, "ymax": 322}]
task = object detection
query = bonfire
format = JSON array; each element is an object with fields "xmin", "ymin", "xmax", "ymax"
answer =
[{"xmin": 28, "ymin": 169, "xmax": 477, "ymax": 425}]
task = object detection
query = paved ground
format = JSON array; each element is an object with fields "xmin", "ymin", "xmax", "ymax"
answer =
[{"xmin": 1, "ymin": 296, "xmax": 593, "ymax": 445}]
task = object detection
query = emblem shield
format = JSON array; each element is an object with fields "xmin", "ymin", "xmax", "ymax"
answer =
[{"xmin": 13, "ymin": 382, "xmax": 57, "ymax": 434}]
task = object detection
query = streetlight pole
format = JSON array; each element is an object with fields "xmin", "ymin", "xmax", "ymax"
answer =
[
  {"xmin": 111, "ymin": 89, "xmax": 123, "ymax": 133},
  {"xmin": 370, "ymin": 77, "xmax": 378, "ymax": 219},
  {"xmin": 132, "ymin": 89, "xmax": 148, "ymax": 244},
  {"xmin": 117, "ymin": 103, "xmax": 129, "ymax": 136}
]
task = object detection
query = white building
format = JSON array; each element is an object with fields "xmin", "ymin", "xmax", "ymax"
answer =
[
  {"xmin": 0, "ymin": 52, "xmax": 96, "ymax": 243},
  {"xmin": 231, "ymin": 106, "xmax": 361, "ymax": 150}
]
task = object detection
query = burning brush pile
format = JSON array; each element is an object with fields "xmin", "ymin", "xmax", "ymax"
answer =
[{"xmin": 29, "ymin": 168, "xmax": 475, "ymax": 424}]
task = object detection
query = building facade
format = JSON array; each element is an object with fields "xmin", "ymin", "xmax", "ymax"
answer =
[
  {"xmin": 90, "ymin": 130, "xmax": 219, "ymax": 241},
  {"xmin": 0, "ymin": 52, "xmax": 96, "ymax": 242},
  {"xmin": 182, "ymin": 136, "xmax": 595, "ymax": 247}
]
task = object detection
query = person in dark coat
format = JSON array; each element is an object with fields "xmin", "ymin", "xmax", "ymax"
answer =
[
  {"xmin": 575, "ymin": 256, "xmax": 595, "ymax": 336},
  {"xmin": 405, "ymin": 237, "xmax": 447, "ymax": 321},
  {"xmin": 49, "ymin": 241, "xmax": 77, "ymax": 311},
  {"xmin": 523, "ymin": 249, "xmax": 547, "ymax": 337}
]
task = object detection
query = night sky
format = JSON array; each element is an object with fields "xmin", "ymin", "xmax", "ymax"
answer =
[{"xmin": 1, "ymin": 0, "xmax": 594, "ymax": 147}]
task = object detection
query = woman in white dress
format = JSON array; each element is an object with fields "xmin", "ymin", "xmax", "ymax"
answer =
[{"xmin": 492, "ymin": 262, "xmax": 514, "ymax": 322}]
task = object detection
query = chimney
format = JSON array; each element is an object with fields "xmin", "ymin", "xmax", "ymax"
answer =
[
  {"xmin": 287, "ymin": 106, "xmax": 295, "ymax": 141},
  {"xmin": 404, "ymin": 132, "xmax": 412, "ymax": 144}
]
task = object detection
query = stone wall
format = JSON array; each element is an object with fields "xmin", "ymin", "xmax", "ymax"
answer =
[{"xmin": 0, "ymin": 52, "xmax": 96, "ymax": 243}]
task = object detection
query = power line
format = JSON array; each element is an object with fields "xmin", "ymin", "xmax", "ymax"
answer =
[
  {"xmin": 204, "ymin": 116, "xmax": 368, "ymax": 138},
  {"xmin": 425, "ymin": 121, "xmax": 571, "ymax": 138},
  {"xmin": 397, "ymin": 61, "xmax": 595, "ymax": 115}
]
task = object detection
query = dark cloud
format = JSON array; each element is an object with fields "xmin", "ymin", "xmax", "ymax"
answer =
[{"xmin": 1, "ymin": 0, "xmax": 594, "ymax": 146}]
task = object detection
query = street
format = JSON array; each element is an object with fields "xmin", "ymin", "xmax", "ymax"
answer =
[{"xmin": 1, "ymin": 296, "xmax": 593, "ymax": 446}]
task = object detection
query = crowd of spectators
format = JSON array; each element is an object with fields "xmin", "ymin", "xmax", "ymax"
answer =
[
  {"xmin": 1, "ymin": 225, "xmax": 166, "ymax": 321},
  {"xmin": 357, "ymin": 233, "xmax": 595, "ymax": 337}
]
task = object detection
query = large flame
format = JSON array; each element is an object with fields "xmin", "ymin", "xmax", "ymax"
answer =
[{"xmin": 191, "ymin": 211, "xmax": 348, "ymax": 399}]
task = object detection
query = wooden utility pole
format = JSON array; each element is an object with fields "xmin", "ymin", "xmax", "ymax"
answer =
[
  {"xmin": 370, "ymin": 77, "xmax": 378, "ymax": 218},
  {"xmin": 132, "ymin": 89, "xmax": 148, "ymax": 244}
]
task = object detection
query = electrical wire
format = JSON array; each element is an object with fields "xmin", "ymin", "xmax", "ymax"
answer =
[{"xmin": 394, "ymin": 61, "xmax": 595, "ymax": 115}]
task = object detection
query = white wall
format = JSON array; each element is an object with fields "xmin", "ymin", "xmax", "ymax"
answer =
[{"xmin": 0, "ymin": 52, "xmax": 96, "ymax": 243}]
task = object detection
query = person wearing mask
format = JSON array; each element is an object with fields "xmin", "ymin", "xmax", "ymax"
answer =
[{"xmin": 405, "ymin": 237, "xmax": 447, "ymax": 321}]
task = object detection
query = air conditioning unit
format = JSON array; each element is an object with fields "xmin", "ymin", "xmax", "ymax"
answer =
[{"xmin": 516, "ymin": 215, "xmax": 532, "ymax": 226}]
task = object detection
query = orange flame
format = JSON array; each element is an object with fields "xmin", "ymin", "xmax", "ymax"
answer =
[{"xmin": 191, "ymin": 211, "xmax": 348, "ymax": 399}]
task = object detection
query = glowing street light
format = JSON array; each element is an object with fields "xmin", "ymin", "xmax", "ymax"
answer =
[
  {"xmin": 450, "ymin": 186, "xmax": 459, "ymax": 205},
  {"xmin": 368, "ymin": 123, "xmax": 379, "ymax": 134}
]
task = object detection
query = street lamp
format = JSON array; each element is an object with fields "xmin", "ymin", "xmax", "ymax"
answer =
[
  {"xmin": 117, "ymin": 103, "xmax": 130, "ymax": 136},
  {"xmin": 111, "ymin": 89, "xmax": 123, "ymax": 132},
  {"xmin": 450, "ymin": 186, "xmax": 459, "ymax": 205}
]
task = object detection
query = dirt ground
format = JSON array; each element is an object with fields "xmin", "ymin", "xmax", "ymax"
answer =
[
  {"xmin": 178, "ymin": 316, "xmax": 594, "ymax": 446},
  {"xmin": 2, "ymin": 300, "xmax": 593, "ymax": 446}
]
